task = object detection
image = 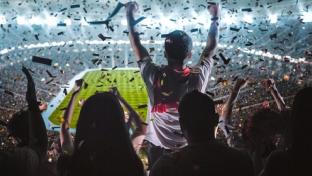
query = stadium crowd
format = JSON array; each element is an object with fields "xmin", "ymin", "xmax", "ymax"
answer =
[{"xmin": 0, "ymin": 1, "xmax": 312, "ymax": 176}]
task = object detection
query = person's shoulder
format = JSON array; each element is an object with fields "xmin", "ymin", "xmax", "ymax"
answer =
[
  {"xmin": 157, "ymin": 151, "xmax": 178, "ymax": 164},
  {"xmin": 13, "ymin": 147, "xmax": 37, "ymax": 156},
  {"xmin": 264, "ymin": 150, "xmax": 290, "ymax": 176},
  {"xmin": 189, "ymin": 66, "xmax": 201, "ymax": 74},
  {"xmin": 154, "ymin": 148, "xmax": 188, "ymax": 167},
  {"xmin": 150, "ymin": 152, "xmax": 177, "ymax": 176},
  {"xmin": 138, "ymin": 56, "xmax": 159, "ymax": 66},
  {"xmin": 210, "ymin": 143, "xmax": 251, "ymax": 163},
  {"xmin": 227, "ymin": 146, "xmax": 251, "ymax": 159},
  {"xmin": 266, "ymin": 150, "xmax": 290, "ymax": 165},
  {"xmin": 216, "ymin": 146, "xmax": 254, "ymax": 175},
  {"xmin": 10, "ymin": 147, "xmax": 40, "ymax": 164}
]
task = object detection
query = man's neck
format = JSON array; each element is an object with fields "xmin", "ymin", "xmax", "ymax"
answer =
[
  {"xmin": 188, "ymin": 136, "xmax": 216, "ymax": 146},
  {"xmin": 168, "ymin": 63, "xmax": 184, "ymax": 70}
]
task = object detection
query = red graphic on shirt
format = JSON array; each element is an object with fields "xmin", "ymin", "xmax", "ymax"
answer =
[{"xmin": 151, "ymin": 102, "xmax": 179, "ymax": 113}]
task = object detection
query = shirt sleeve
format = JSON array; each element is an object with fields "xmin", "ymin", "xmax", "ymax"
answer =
[
  {"xmin": 191, "ymin": 58, "xmax": 213, "ymax": 93},
  {"xmin": 137, "ymin": 56, "xmax": 159, "ymax": 88}
]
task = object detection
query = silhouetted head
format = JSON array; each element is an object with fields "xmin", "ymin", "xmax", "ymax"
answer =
[
  {"xmin": 164, "ymin": 30, "xmax": 192, "ymax": 66},
  {"xmin": 68, "ymin": 92, "xmax": 144, "ymax": 176},
  {"xmin": 7, "ymin": 101, "xmax": 46, "ymax": 146},
  {"xmin": 242, "ymin": 108, "xmax": 284, "ymax": 155},
  {"xmin": 178, "ymin": 90, "xmax": 218, "ymax": 144},
  {"xmin": 7, "ymin": 110, "xmax": 29, "ymax": 146},
  {"xmin": 291, "ymin": 87, "xmax": 312, "ymax": 150}
]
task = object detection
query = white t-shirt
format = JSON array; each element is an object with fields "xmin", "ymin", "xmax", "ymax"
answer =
[{"xmin": 138, "ymin": 57, "xmax": 213, "ymax": 150}]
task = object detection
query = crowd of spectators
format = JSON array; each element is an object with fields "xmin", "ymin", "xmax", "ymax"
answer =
[{"xmin": 0, "ymin": 50, "xmax": 310, "ymax": 176}]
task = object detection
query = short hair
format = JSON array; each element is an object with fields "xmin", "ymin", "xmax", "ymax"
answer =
[
  {"xmin": 242, "ymin": 108, "xmax": 283, "ymax": 151},
  {"xmin": 75, "ymin": 92, "xmax": 130, "ymax": 149},
  {"xmin": 7, "ymin": 110, "xmax": 29, "ymax": 146},
  {"xmin": 178, "ymin": 90, "xmax": 218, "ymax": 139},
  {"xmin": 291, "ymin": 87, "xmax": 312, "ymax": 147},
  {"xmin": 70, "ymin": 92, "xmax": 144, "ymax": 176},
  {"xmin": 164, "ymin": 30, "xmax": 192, "ymax": 64}
]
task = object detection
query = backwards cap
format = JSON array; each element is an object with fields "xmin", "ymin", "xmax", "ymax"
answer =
[{"xmin": 164, "ymin": 30, "xmax": 192, "ymax": 62}]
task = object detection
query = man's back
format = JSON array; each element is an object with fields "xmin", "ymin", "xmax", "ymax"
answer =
[
  {"xmin": 125, "ymin": 1, "xmax": 219, "ymax": 167},
  {"xmin": 150, "ymin": 141, "xmax": 254, "ymax": 176},
  {"xmin": 141, "ymin": 61, "xmax": 213, "ymax": 149}
]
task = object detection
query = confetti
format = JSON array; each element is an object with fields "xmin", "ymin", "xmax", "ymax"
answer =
[
  {"xmin": 4, "ymin": 90, "xmax": 14, "ymax": 97},
  {"xmin": 70, "ymin": 4, "xmax": 80, "ymax": 8},
  {"xmin": 32, "ymin": 56, "xmax": 52, "ymax": 66},
  {"xmin": 98, "ymin": 34, "xmax": 112, "ymax": 41},
  {"xmin": 242, "ymin": 8, "xmax": 252, "ymax": 12},
  {"xmin": 230, "ymin": 27, "xmax": 240, "ymax": 32},
  {"xmin": 144, "ymin": 8, "xmax": 151, "ymax": 12}
]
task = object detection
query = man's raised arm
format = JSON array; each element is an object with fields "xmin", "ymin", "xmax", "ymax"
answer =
[
  {"xmin": 219, "ymin": 78, "xmax": 248, "ymax": 147},
  {"xmin": 126, "ymin": 1, "xmax": 150, "ymax": 62},
  {"xmin": 261, "ymin": 79, "xmax": 287, "ymax": 112},
  {"xmin": 22, "ymin": 66, "xmax": 48, "ymax": 159},
  {"xmin": 194, "ymin": 4, "xmax": 220, "ymax": 92},
  {"xmin": 198, "ymin": 4, "xmax": 220, "ymax": 65},
  {"xmin": 60, "ymin": 79, "xmax": 83, "ymax": 155}
]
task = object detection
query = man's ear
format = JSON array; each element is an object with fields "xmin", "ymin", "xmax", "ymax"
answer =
[
  {"xmin": 183, "ymin": 52, "xmax": 192, "ymax": 65},
  {"xmin": 164, "ymin": 51, "xmax": 168, "ymax": 59},
  {"xmin": 186, "ymin": 51, "xmax": 192, "ymax": 59}
]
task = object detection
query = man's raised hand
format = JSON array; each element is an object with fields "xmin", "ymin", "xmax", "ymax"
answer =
[
  {"xmin": 261, "ymin": 78, "xmax": 276, "ymax": 91},
  {"xmin": 22, "ymin": 66, "xmax": 31, "ymax": 78},
  {"xmin": 125, "ymin": 1, "xmax": 139, "ymax": 14},
  {"xmin": 208, "ymin": 3, "xmax": 220, "ymax": 18},
  {"xmin": 233, "ymin": 78, "xmax": 248, "ymax": 92},
  {"xmin": 73, "ymin": 79, "xmax": 84, "ymax": 94},
  {"xmin": 109, "ymin": 87, "xmax": 120, "ymax": 97}
]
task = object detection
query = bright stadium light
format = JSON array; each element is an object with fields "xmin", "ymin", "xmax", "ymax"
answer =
[
  {"xmin": 46, "ymin": 16, "xmax": 58, "ymax": 27},
  {"xmin": 80, "ymin": 18, "xmax": 89, "ymax": 26},
  {"xmin": 0, "ymin": 15, "xmax": 6, "ymax": 24},
  {"xmin": 301, "ymin": 12, "xmax": 312, "ymax": 22},
  {"xmin": 64, "ymin": 18, "xmax": 72, "ymax": 25},
  {"xmin": 243, "ymin": 15, "xmax": 253, "ymax": 23},
  {"xmin": 161, "ymin": 17, "xmax": 176, "ymax": 29},
  {"xmin": 269, "ymin": 14, "xmax": 278, "ymax": 24},
  {"xmin": 194, "ymin": 14, "xmax": 210, "ymax": 28},
  {"xmin": 223, "ymin": 13, "xmax": 237, "ymax": 25},
  {"xmin": 121, "ymin": 19, "xmax": 127, "ymax": 26},
  {"xmin": 17, "ymin": 16, "xmax": 27, "ymax": 25},
  {"xmin": 29, "ymin": 16, "xmax": 42, "ymax": 25}
]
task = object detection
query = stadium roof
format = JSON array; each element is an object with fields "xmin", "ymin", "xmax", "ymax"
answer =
[{"xmin": 0, "ymin": 0, "xmax": 310, "ymax": 72}]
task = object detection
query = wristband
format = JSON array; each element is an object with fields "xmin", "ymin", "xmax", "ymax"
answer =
[{"xmin": 211, "ymin": 16, "xmax": 219, "ymax": 21}]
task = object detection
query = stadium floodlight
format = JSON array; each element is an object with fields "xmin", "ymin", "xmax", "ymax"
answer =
[
  {"xmin": 195, "ymin": 14, "xmax": 210, "ymax": 28},
  {"xmin": 301, "ymin": 12, "xmax": 312, "ymax": 22},
  {"xmin": 223, "ymin": 13, "xmax": 237, "ymax": 25},
  {"xmin": 64, "ymin": 18, "xmax": 72, "ymax": 25},
  {"xmin": 269, "ymin": 14, "xmax": 278, "ymax": 24},
  {"xmin": 46, "ymin": 16, "xmax": 58, "ymax": 27},
  {"xmin": 160, "ymin": 17, "xmax": 176, "ymax": 29},
  {"xmin": 80, "ymin": 18, "xmax": 89, "ymax": 26},
  {"xmin": 121, "ymin": 19, "xmax": 127, "ymax": 26},
  {"xmin": 29, "ymin": 16, "xmax": 42, "ymax": 25},
  {"xmin": 0, "ymin": 15, "xmax": 6, "ymax": 24},
  {"xmin": 243, "ymin": 15, "xmax": 253, "ymax": 23},
  {"xmin": 17, "ymin": 16, "xmax": 27, "ymax": 25}
]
